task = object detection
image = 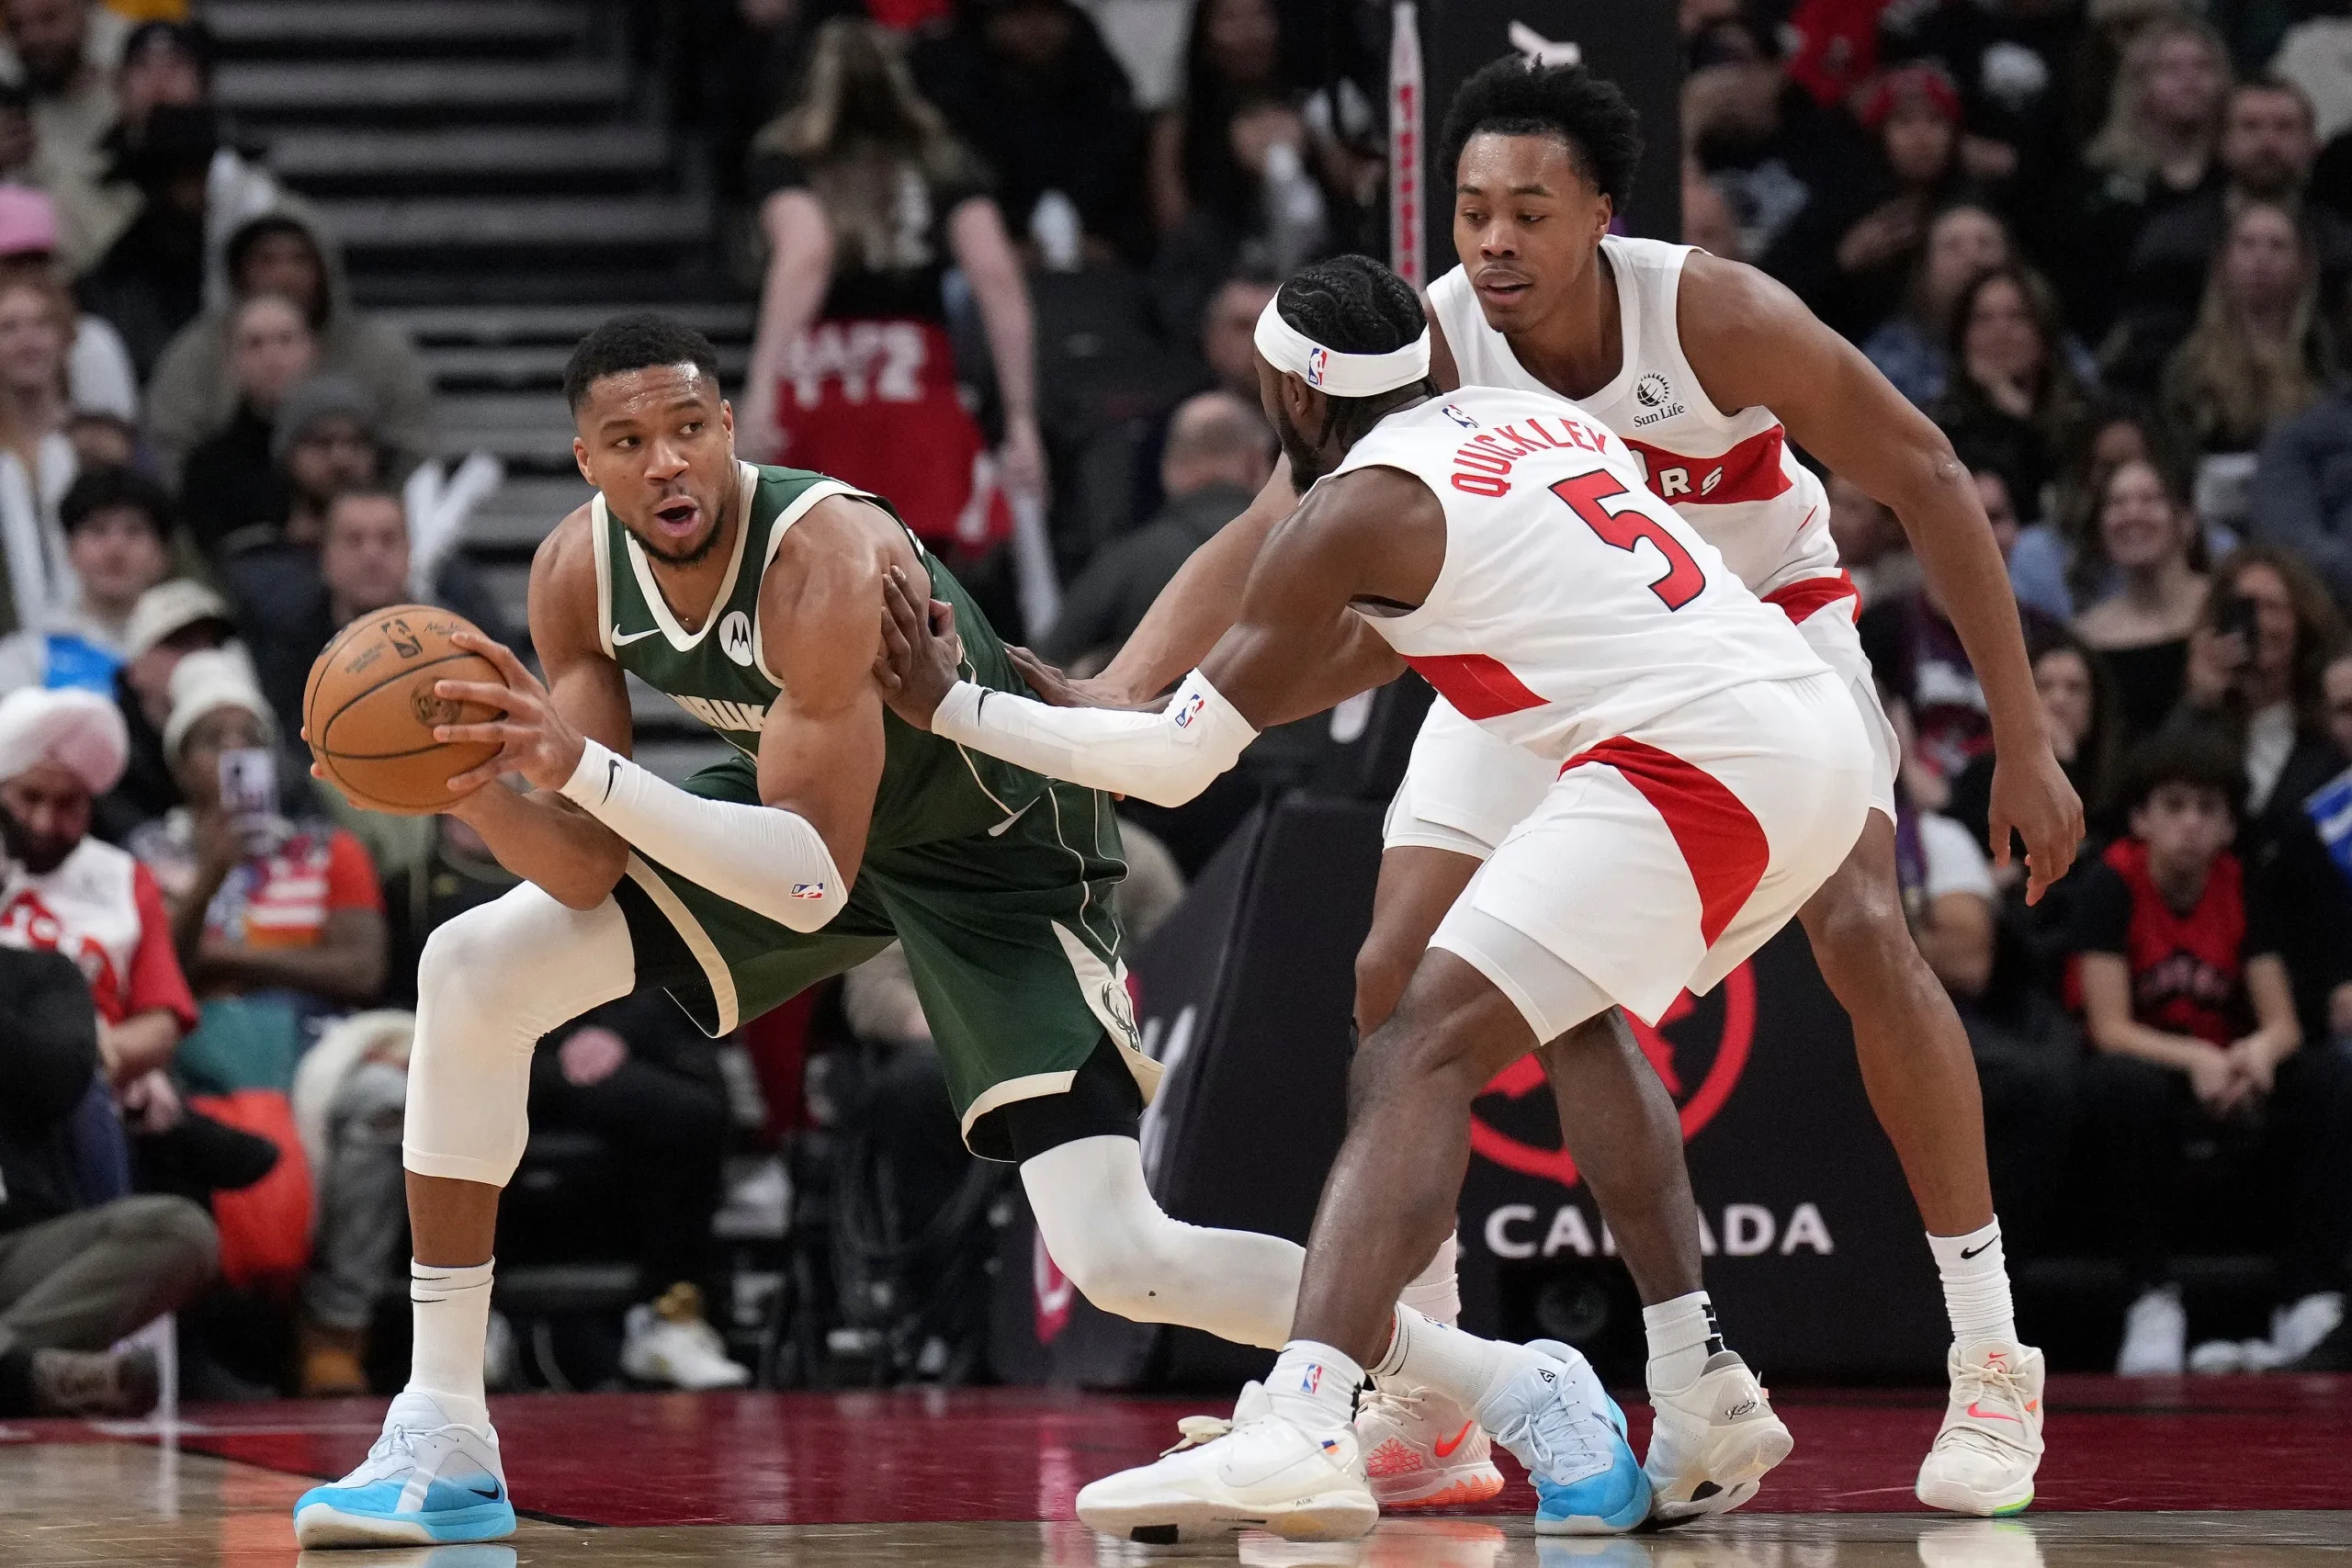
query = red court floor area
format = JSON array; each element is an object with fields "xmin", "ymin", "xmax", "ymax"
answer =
[{"xmin": 17, "ymin": 1373, "xmax": 2345, "ymax": 1527}]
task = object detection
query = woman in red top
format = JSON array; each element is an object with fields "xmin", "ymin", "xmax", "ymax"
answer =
[{"xmin": 739, "ymin": 19, "xmax": 1040, "ymax": 565}]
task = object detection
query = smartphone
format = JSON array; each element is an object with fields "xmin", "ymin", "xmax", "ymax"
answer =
[
  {"xmin": 218, "ymin": 747, "xmax": 280, "ymax": 854},
  {"xmin": 2215, "ymin": 592, "xmax": 2259, "ymax": 644}
]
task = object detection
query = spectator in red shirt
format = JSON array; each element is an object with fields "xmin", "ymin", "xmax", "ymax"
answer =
[
  {"xmin": 130, "ymin": 649, "xmax": 385, "ymax": 1022},
  {"xmin": 2073, "ymin": 728, "xmax": 2352, "ymax": 1375},
  {"xmin": 0, "ymin": 685, "xmax": 195, "ymax": 1116}
]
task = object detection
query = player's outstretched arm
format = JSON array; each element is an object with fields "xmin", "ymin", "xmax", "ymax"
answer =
[
  {"xmin": 879, "ymin": 468, "xmax": 1421, "ymax": 805},
  {"xmin": 548, "ymin": 501, "xmax": 894, "ymax": 933},
  {"xmin": 1077, "ymin": 456, "xmax": 1303, "ymax": 705},
  {"xmin": 1679, "ymin": 254, "xmax": 2084, "ymax": 902},
  {"xmin": 429, "ymin": 509, "xmax": 635, "ymax": 910}
]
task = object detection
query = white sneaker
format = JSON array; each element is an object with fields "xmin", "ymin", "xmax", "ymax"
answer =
[
  {"xmin": 1639, "ymin": 1348, "xmax": 1792, "ymax": 1521},
  {"xmin": 1915, "ymin": 1339, "xmax": 2044, "ymax": 1517},
  {"xmin": 2269, "ymin": 1292, "xmax": 2344, "ymax": 1363},
  {"xmin": 1074, "ymin": 1381, "xmax": 1378, "ymax": 1544},
  {"xmin": 291, "ymin": 1391, "xmax": 514, "ymax": 1547},
  {"xmin": 1355, "ymin": 1384, "xmax": 1505, "ymax": 1509},
  {"xmin": 2115, "ymin": 1286, "xmax": 2186, "ymax": 1376},
  {"xmin": 621, "ymin": 1286, "xmax": 752, "ymax": 1391}
]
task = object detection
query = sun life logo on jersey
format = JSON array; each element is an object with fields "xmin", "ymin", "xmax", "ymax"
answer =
[
  {"xmin": 1631, "ymin": 372, "xmax": 1686, "ymax": 428},
  {"xmin": 718, "ymin": 610, "xmax": 755, "ymax": 667}
]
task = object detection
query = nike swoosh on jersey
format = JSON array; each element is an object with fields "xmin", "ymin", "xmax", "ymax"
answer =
[
  {"xmin": 1432, "ymin": 1421, "xmax": 1475, "ymax": 1459},
  {"xmin": 611, "ymin": 626, "xmax": 662, "ymax": 647}
]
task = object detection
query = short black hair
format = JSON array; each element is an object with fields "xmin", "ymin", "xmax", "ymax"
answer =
[
  {"xmin": 564, "ymin": 311, "xmax": 724, "ymax": 412},
  {"xmin": 2119, "ymin": 726, "xmax": 2245, "ymax": 818},
  {"xmin": 59, "ymin": 464, "xmax": 171, "ymax": 539},
  {"xmin": 1437, "ymin": 56, "xmax": 1644, "ymax": 211}
]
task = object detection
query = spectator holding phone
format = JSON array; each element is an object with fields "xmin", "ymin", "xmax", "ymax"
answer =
[{"xmin": 129, "ymin": 650, "xmax": 385, "ymax": 1031}]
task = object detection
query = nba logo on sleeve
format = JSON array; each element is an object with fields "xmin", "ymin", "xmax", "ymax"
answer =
[
  {"xmin": 1173, "ymin": 693, "xmax": 1207, "ymax": 728},
  {"xmin": 1306, "ymin": 347, "xmax": 1329, "ymax": 387}
]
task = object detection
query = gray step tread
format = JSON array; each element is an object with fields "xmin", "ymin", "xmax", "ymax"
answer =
[
  {"xmin": 208, "ymin": 0, "xmax": 587, "ymax": 49},
  {"xmin": 388, "ymin": 301, "xmax": 753, "ymax": 344},
  {"xmin": 216, "ymin": 60, "xmax": 627, "ymax": 114},
  {"xmin": 464, "ymin": 477, "xmax": 594, "ymax": 546},
  {"xmin": 266, "ymin": 125, "xmax": 667, "ymax": 183},
  {"xmin": 311, "ymin": 195, "xmax": 710, "ymax": 251}
]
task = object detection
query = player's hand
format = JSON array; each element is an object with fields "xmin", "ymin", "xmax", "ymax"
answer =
[
  {"xmin": 433, "ymin": 630, "xmax": 587, "ymax": 796},
  {"xmin": 1007, "ymin": 646, "xmax": 1150, "ymax": 710},
  {"xmin": 1986, "ymin": 739, "xmax": 2084, "ymax": 906},
  {"xmin": 875, "ymin": 566, "xmax": 962, "ymax": 730}
]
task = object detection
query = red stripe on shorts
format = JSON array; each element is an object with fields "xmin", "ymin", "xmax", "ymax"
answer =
[
  {"xmin": 1623, "ymin": 425, "xmax": 1792, "ymax": 507},
  {"xmin": 1760, "ymin": 570, "xmax": 1860, "ymax": 626},
  {"xmin": 1561, "ymin": 737, "xmax": 1769, "ymax": 946},
  {"xmin": 1407, "ymin": 653, "xmax": 1546, "ymax": 720}
]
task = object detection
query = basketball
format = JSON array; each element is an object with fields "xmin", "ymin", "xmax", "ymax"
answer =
[{"xmin": 303, "ymin": 604, "xmax": 505, "ymax": 815}]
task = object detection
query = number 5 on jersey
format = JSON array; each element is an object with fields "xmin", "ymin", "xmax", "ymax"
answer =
[{"xmin": 1551, "ymin": 469, "xmax": 1704, "ymax": 611}]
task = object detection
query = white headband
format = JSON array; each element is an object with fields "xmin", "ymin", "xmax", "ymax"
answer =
[{"xmin": 1253, "ymin": 296, "xmax": 1430, "ymax": 397}]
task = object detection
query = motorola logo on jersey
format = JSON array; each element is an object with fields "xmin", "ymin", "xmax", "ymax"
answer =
[
  {"xmin": 1469, "ymin": 962, "xmax": 1755, "ymax": 1190},
  {"xmin": 719, "ymin": 610, "xmax": 755, "ymax": 667}
]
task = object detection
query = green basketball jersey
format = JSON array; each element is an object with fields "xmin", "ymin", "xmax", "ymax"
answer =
[{"xmin": 590, "ymin": 461, "xmax": 1046, "ymax": 851}]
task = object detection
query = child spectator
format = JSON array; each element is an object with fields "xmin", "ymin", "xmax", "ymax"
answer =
[
  {"xmin": 2073, "ymin": 729, "xmax": 2352, "ymax": 1374},
  {"xmin": 0, "ymin": 465, "xmax": 170, "ymax": 694}
]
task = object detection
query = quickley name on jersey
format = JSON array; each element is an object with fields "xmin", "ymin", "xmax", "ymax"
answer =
[{"xmin": 592, "ymin": 461, "xmax": 1046, "ymax": 850}]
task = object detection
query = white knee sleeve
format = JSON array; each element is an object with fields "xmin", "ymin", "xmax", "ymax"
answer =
[
  {"xmin": 1021, "ymin": 1134, "xmax": 1303, "ymax": 1350},
  {"xmin": 402, "ymin": 882, "xmax": 637, "ymax": 1187}
]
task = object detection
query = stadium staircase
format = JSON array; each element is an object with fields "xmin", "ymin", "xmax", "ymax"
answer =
[{"xmin": 209, "ymin": 0, "xmax": 741, "ymax": 771}]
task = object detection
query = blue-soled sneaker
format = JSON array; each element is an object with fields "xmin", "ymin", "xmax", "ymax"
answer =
[
  {"xmin": 1480, "ymin": 1341, "xmax": 1650, "ymax": 1534},
  {"xmin": 293, "ymin": 1392, "xmax": 514, "ymax": 1548}
]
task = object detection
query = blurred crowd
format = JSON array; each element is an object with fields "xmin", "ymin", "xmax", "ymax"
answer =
[{"xmin": 6, "ymin": 0, "xmax": 2352, "ymax": 1416}]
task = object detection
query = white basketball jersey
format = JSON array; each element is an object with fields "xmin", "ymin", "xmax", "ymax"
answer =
[
  {"xmin": 1329, "ymin": 386, "xmax": 1824, "ymax": 763},
  {"xmin": 1427, "ymin": 236, "xmax": 1838, "ymax": 597}
]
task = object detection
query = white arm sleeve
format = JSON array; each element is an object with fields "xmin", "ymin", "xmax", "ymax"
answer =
[
  {"xmin": 930, "ymin": 668, "xmax": 1258, "ymax": 808},
  {"xmin": 559, "ymin": 739, "xmax": 847, "ymax": 932}
]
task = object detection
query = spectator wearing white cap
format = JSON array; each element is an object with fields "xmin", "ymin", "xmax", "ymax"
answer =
[
  {"xmin": 130, "ymin": 649, "xmax": 386, "ymax": 1017},
  {"xmin": 0, "ymin": 466, "xmax": 170, "ymax": 696},
  {"xmin": 96, "ymin": 575, "xmax": 234, "ymax": 842},
  {"xmin": 0, "ymin": 685, "xmax": 196, "ymax": 1103},
  {"xmin": 0, "ymin": 186, "xmax": 135, "ymax": 414}
]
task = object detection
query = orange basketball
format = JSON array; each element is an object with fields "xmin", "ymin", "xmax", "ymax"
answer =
[{"xmin": 304, "ymin": 605, "xmax": 505, "ymax": 815}]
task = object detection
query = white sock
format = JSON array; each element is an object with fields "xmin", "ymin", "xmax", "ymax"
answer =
[
  {"xmin": 1263, "ymin": 1340, "xmax": 1363, "ymax": 1433},
  {"xmin": 1399, "ymin": 1232, "xmax": 1461, "ymax": 1328},
  {"xmin": 1643, "ymin": 1291, "xmax": 1725, "ymax": 1393},
  {"xmin": 1371, "ymin": 1305, "xmax": 1535, "ymax": 1426},
  {"xmin": 1927, "ymin": 1222, "xmax": 2018, "ymax": 1348},
  {"xmin": 405, "ymin": 1258, "xmax": 493, "ymax": 1430}
]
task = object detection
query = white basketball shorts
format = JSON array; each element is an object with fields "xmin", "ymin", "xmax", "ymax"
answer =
[{"xmin": 1430, "ymin": 669, "xmax": 1873, "ymax": 1038}]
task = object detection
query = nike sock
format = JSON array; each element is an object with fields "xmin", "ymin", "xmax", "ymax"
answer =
[
  {"xmin": 1264, "ymin": 1340, "xmax": 1363, "ymax": 1434},
  {"xmin": 1643, "ymin": 1291, "xmax": 1726, "ymax": 1393},
  {"xmin": 1400, "ymin": 1232, "xmax": 1462, "ymax": 1328},
  {"xmin": 1928, "ymin": 1222, "xmax": 2017, "ymax": 1348},
  {"xmin": 1372, "ymin": 1305, "xmax": 1538, "ymax": 1427},
  {"xmin": 406, "ymin": 1258, "xmax": 494, "ymax": 1431}
]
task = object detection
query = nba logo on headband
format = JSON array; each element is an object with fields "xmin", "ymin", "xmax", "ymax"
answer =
[{"xmin": 1306, "ymin": 346, "xmax": 1328, "ymax": 387}]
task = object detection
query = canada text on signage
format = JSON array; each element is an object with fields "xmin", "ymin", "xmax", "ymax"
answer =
[{"xmin": 1484, "ymin": 1201, "xmax": 1834, "ymax": 1260}]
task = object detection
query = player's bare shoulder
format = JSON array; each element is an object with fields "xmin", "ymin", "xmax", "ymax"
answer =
[
  {"xmin": 526, "ymin": 500, "xmax": 608, "ymax": 668},
  {"xmin": 1675, "ymin": 250, "xmax": 1841, "ymax": 410},
  {"xmin": 756, "ymin": 491, "xmax": 920, "ymax": 684}
]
